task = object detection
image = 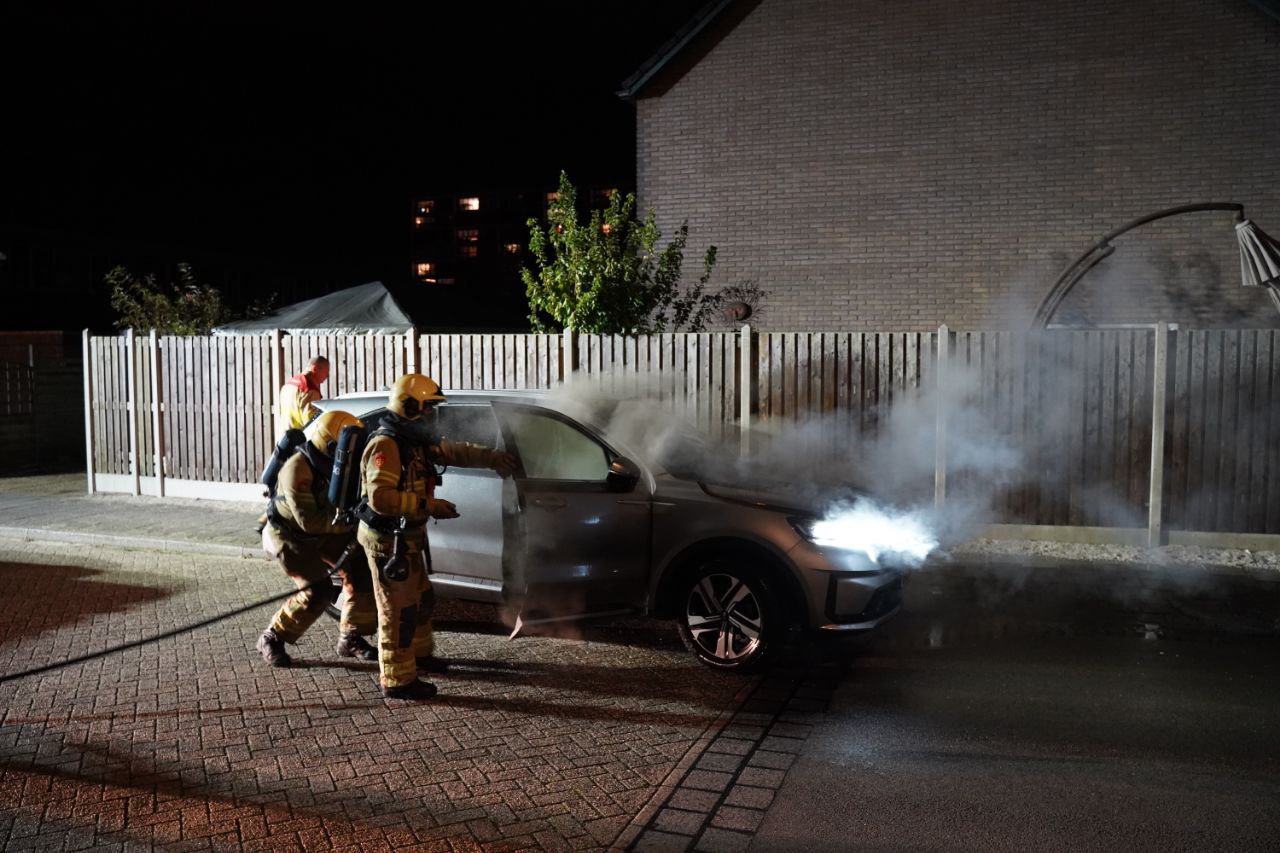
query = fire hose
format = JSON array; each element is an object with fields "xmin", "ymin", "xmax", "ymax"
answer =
[
  {"xmin": 0, "ymin": 543, "xmax": 361, "ymax": 685},
  {"xmin": 0, "ymin": 582, "xmax": 319, "ymax": 685}
]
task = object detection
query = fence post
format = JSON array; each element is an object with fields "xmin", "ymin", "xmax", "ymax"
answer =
[
  {"xmin": 149, "ymin": 329, "xmax": 166, "ymax": 497},
  {"xmin": 1147, "ymin": 322, "xmax": 1169, "ymax": 547},
  {"xmin": 562, "ymin": 328, "xmax": 575, "ymax": 383},
  {"xmin": 934, "ymin": 324, "xmax": 949, "ymax": 512},
  {"xmin": 739, "ymin": 323, "xmax": 753, "ymax": 456},
  {"xmin": 406, "ymin": 327, "xmax": 418, "ymax": 375},
  {"xmin": 269, "ymin": 328, "xmax": 284, "ymax": 439},
  {"xmin": 81, "ymin": 329, "xmax": 96, "ymax": 495},
  {"xmin": 124, "ymin": 328, "xmax": 141, "ymax": 496}
]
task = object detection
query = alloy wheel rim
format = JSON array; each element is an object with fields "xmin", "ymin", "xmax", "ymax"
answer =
[{"xmin": 686, "ymin": 572, "xmax": 763, "ymax": 661}]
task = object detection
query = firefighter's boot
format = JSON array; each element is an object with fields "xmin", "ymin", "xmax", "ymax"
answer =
[
  {"xmin": 336, "ymin": 633, "xmax": 378, "ymax": 661},
  {"xmin": 383, "ymin": 678, "xmax": 438, "ymax": 700},
  {"xmin": 256, "ymin": 629, "xmax": 292, "ymax": 667}
]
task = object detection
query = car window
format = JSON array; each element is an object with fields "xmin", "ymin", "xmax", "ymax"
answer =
[
  {"xmin": 504, "ymin": 410, "xmax": 609, "ymax": 481},
  {"xmin": 437, "ymin": 404, "xmax": 499, "ymax": 447}
]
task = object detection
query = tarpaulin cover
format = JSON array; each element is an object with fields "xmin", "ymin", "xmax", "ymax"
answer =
[{"xmin": 212, "ymin": 281, "xmax": 414, "ymax": 336}]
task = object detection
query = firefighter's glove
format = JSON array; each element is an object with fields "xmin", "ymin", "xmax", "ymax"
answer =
[
  {"xmin": 428, "ymin": 498, "xmax": 460, "ymax": 520},
  {"xmin": 491, "ymin": 452, "xmax": 519, "ymax": 479}
]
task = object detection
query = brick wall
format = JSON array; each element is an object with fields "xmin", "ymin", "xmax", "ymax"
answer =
[{"xmin": 636, "ymin": 0, "xmax": 1280, "ymax": 330}]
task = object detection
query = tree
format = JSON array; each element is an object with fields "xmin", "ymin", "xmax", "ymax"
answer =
[
  {"xmin": 522, "ymin": 172, "xmax": 720, "ymax": 334},
  {"xmin": 106, "ymin": 263, "xmax": 273, "ymax": 335}
]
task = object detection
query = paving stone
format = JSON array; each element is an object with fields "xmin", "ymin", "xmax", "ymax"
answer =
[
  {"xmin": 667, "ymin": 788, "xmax": 720, "ymax": 813},
  {"xmin": 704, "ymin": 738, "xmax": 753, "ymax": 757},
  {"xmin": 723, "ymin": 785, "xmax": 774, "ymax": 810},
  {"xmin": 746, "ymin": 751, "xmax": 795, "ymax": 771},
  {"xmin": 681, "ymin": 770, "xmax": 734, "ymax": 793},
  {"xmin": 710, "ymin": 806, "xmax": 764, "ymax": 833},
  {"xmin": 736, "ymin": 767, "xmax": 786, "ymax": 789},
  {"xmin": 653, "ymin": 808, "xmax": 706, "ymax": 837},
  {"xmin": 766, "ymin": 722, "xmax": 811, "ymax": 739},
  {"xmin": 633, "ymin": 829, "xmax": 695, "ymax": 853},
  {"xmin": 693, "ymin": 827, "xmax": 752, "ymax": 853},
  {"xmin": 695, "ymin": 752, "xmax": 744, "ymax": 773},
  {"xmin": 0, "ymin": 538, "xmax": 746, "ymax": 852},
  {"xmin": 758, "ymin": 736, "xmax": 805, "ymax": 754}
]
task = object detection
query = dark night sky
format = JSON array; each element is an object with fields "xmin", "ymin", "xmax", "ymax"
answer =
[{"xmin": 3, "ymin": 3, "xmax": 703, "ymax": 324}]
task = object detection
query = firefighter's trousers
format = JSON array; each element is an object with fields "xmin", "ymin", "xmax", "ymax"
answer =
[
  {"xmin": 262, "ymin": 527, "xmax": 375, "ymax": 643},
  {"xmin": 367, "ymin": 546, "xmax": 438, "ymax": 688}
]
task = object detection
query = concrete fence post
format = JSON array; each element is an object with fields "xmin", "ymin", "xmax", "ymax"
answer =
[
  {"xmin": 124, "ymin": 328, "xmax": 140, "ymax": 496},
  {"xmin": 562, "ymin": 328, "xmax": 575, "ymax": 383},
  {"xmin": 934, "ymin": 324, "xmax": 949, "ymax": 513},
  {"xmin": 269, "ymin": 328, "xmax": 284, "ymax": 439},
  {"xmin": 406, "ymin": 327, "xmax": 418, "ymax": 375},
  {"xmin": 1147, "ymin": 322, "xmax": 1169, "ymax": 548},
  {"xmin": 81, "ymin": 329, "xmax": 95, "ymax": 495},
  {"xmin": 149, "ymin": 329, "xmax": 166, "ymax": 497},
  {"xmin": 739, "ymin": 323, "xmax": 754, "ymax": 457}
]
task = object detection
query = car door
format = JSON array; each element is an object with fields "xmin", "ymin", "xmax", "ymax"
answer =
[
  {"xmin": 492, "ymin": 402, "xmax": 651, "ymax": 621},
  {"xmin": 427, "ymin": 402, "xmax": 513, "ymax": 603}
]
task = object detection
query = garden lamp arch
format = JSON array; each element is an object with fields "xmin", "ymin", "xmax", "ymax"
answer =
[{"xmin": 1030, "ymin": 202, "xmax": 1280, "ymax": 328}]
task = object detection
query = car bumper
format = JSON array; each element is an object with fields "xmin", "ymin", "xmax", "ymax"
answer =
[{"xmin": 788, "ymin": 540, "xmax": 906, "ymax": 632}]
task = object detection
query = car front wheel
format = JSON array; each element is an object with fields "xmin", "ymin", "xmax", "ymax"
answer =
[{"xmin": 676, "ymin": 562, "xmax": 778, "ymax": 672}]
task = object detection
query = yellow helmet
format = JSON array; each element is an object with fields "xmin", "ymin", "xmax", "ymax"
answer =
[
  {"xmin": 305, "ymin": 410, "xmax": 363, "ymax": 456},
  {"xmin": 387, "ymin": 373, "xmax": 446, "ymax": 419}
]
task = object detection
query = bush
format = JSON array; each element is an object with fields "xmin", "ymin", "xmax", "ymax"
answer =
[{"xmin": 522, "ymin": 172, "xmax": 720, "ymax": 334}]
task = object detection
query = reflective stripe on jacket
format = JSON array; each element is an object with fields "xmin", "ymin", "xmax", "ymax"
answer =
[{"xmin": 278, "ymin": 373, "xmax": 321, "ymax": 435}]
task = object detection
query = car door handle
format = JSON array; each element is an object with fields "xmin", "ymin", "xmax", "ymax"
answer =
[{"xmin": 532, "ymin": 497, "xmax": 567, "ymax": 509}]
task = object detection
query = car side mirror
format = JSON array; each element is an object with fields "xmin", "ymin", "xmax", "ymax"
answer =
[{"xmin": 606, "ymin": 457, "xmax": 640, "ymax": 493}]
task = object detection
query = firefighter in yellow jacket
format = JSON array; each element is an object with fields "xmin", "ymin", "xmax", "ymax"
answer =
[
  {"xmin": 277, "ymin": 356, "xmax": 329, "ymax": 438},
  {"xmin": 256, "ymin": 410, "xmax": 379, "ymax": 667},
  {"xmin": 356, "ymin": 374, "xmax": 516, "ymax": 700}
]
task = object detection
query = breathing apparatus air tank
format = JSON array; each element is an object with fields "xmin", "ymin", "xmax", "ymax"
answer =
[
  {"xmin": 260, "ymin": 429, "xmax": 307, "ymax": 497},
  {"xmin": 327, "ymin": 423, "xmax": 366, "ymax": 511}
]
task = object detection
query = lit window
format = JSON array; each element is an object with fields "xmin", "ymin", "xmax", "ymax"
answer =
[
  {"xmin": 416, "ymin": 199, "xmax": 434, "ymax": 215},
  {"xmin": 455, "ymin": 229, "xmax": 479, "ymax": 243},
  {"xmin": 545, "ymin": 192, "xmax": 559, "ymax": 206},
  {"xmin": 413, "ymin": 216, "xmax": 426, "ymax": 228},
  {"xmin": 415, "ymin": 262, "xmax": 435, "ymax": 280},
  {"xmin": 504, "ymin": 243, "xmax": 521, "ymax": 255},
  {"xmin": 459, "ymin": 197, "xmax": 480, "ymax": 211},
  {"xmin": 460, "ymin": 245, "xmax": 479, "ymax": 258}
]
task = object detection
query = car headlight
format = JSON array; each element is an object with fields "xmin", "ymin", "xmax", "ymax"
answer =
[{"xmin": 788, "ymin": 505, "xmax": 938, "ymax": 565}]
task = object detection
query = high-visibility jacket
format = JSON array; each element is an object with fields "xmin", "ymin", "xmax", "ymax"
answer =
[
  {"xmin": 278, "ymin": 372, "xmax": 322, "ymax": 435},
  {"xmin": 357, "ymin": 432, "xmax": 503, "ymax": 554}
]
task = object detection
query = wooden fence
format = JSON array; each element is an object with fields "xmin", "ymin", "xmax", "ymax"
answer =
[{"xmin": 83, "ymin": 326, "xmax": 1280, "ymax": 542}]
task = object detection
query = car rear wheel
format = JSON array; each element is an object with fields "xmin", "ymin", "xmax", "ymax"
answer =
[{"xmin": 677, "ymin": 561, "xmax": 778, "ymax": 672}]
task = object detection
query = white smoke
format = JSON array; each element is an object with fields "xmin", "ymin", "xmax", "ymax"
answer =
[{"xmin": 808, "ymin": 498, "xmax": 939, "ymax": 565}]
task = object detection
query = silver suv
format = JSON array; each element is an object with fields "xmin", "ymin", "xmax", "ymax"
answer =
[{"xmin": 317, "ymin": 390, "xmax": 903, "ymax": 671}]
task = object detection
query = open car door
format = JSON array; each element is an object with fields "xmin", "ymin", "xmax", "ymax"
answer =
[
  {"xmin": 427, "ymin": 402, "xmax": 515, "ymax": 604},
  {"xmin": 491, "ymin": 402, "xmax": 651, "ymax": 626}
]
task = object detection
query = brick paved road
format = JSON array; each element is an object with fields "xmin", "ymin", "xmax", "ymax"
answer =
[{"xmin": 0, "ymin": 539, "xmax": 747, "ymax": 851}]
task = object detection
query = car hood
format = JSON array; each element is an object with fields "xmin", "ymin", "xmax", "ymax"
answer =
[{"xmin": 696, "ymin": 480, "xmax": 829, "ymax": 517}]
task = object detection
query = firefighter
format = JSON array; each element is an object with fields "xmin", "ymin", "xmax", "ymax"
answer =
[
  {"xmin": 256, "ymin": 409, "xmax": 379, "ymax": 667},
  {"xmin": 277, "ymin": 356, "xmax": 329, "ymax": 437},
  {"xmin": 356, "ymin": 374, "xmax": 516, "ymax": 700}
]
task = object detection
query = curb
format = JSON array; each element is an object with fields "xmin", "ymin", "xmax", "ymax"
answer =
[
  {"xmin": 610, "ymin": 675, "xmax": 762, "ymax": 852},
  {"xmin": 0, "ymin": 526, "xmax": 258, "ymax": 559}
]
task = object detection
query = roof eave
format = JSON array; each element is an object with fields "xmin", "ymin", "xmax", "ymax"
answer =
[{"xmin": 615, "ymin": 0, "xmax": 737, "ymax": 101}]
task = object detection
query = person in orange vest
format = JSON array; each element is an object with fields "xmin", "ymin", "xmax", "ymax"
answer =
[{"xmin": 278, "ymin": 356, "xmax": 329, "ymax": 436}]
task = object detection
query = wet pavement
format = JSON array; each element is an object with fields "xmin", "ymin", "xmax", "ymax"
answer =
[
  {"xmin": 630, "ymin": 560, "xmax": 1280, "ymax": 852},
  {"xmin": 2, "ymin": 475, "xmax": 1279, "ymax": 850}
]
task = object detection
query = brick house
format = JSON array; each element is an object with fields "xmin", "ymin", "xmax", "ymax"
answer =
[{"xmin": 621, "ymin": 0, "xmax": 1280, "ymax": 330}]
